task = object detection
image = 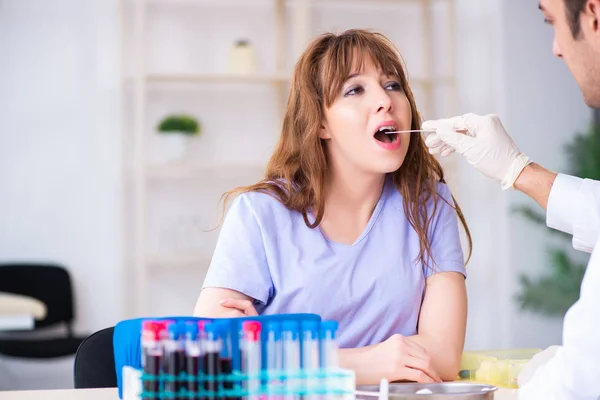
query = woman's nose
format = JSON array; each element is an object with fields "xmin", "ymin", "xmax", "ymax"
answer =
[{"xmin": 374, "ymin": 88, "xmax": 393, "ymax": 113}]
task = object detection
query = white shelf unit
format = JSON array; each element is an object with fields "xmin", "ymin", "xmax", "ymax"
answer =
[{"xmin": 120, "ymin": 0, "xmax": 459, "ymax": 317}]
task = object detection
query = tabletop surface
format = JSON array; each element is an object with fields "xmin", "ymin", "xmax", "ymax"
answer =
[{"xmin": 0, "ymin": 387, "xmax": 519, "ymax": 400}]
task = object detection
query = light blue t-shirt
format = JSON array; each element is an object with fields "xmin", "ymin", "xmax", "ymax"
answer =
[{"xmin": 202, "ymin": 176, "xmax": 466, "ymax": 349}]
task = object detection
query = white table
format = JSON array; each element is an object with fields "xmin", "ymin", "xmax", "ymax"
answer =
[
  {"xmin": 0, "ymin": 292, "xmax": 47, "ymax": 331},
  {"xmin": 0, "ymin": 387, "xmax": 518, "ymax": 400}
]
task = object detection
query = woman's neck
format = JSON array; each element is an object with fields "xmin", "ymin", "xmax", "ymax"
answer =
[
  {"xmin": 326, "ymin": 170, "xmax": 386, "ymax": 213},
  {"xmin": 319, "ymin": 167, "xmax": 386, "ymax": 244}
]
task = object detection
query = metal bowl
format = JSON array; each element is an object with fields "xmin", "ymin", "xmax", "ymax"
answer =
[{"xmin": 356, "ymin": 382, "xmax": 498, "ymax": 399}]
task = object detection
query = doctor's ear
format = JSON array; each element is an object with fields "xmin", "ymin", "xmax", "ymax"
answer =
[
  {"xmin": 587, "ymin": 0, "xmax": 600, "ymax": 32},
  {"xmin": 319, "ymin": 124, "xmax": 331, "ymax": 140}
]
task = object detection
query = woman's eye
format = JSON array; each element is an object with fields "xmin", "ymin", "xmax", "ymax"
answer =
[
  {"xmin": 344, "ymin": 85, "xmax": 364, "ymax": 96},
  {"xmin": 385, "ymin": 81, "xmax": 403, "ymax": 91}
]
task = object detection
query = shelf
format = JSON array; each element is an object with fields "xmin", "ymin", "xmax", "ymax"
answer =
[
  {"xmin": 130, "ymin": 0, "xmax": 448, "ymax": 5},
  {"xmin": 146, "ymin": 163, "xmax": 267, "ymax": 180},
  {"xmin": 147, "ymin": 251, "xmax": 212, "ymax": 269},
  {"xmin": 125, "ymin": 73, "xmax": 450, "ymax": 87},
  {"xmin": 125, "ymin": 73, "xmax": 290, "ymax": 85},
  {"xmin": 133, "ymin": 0, "xmax": 276, "ymax": 6}
]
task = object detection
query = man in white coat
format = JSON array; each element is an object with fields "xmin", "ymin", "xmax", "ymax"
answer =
[{"xmin": 422, "ymin": 0, "xmax": 600, "ymax": 399}]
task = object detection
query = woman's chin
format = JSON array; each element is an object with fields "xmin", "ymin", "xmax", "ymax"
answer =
[{"xmin": 376, "ymin": 156, "xmax": 406, "ymax": 174}]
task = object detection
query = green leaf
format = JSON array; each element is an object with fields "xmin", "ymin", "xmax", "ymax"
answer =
[
  {"xmin": 515, "ymin": 248, "xmax": 586, "ymax": 316},
  {"xmin": 514, "ymin": 123, "xmax": 599, "ymax": 317},
  {"xmin": 157, "ymin": 114, "xmax": 201, "ymax": 136},
  {"xmin": 564, "ymin": 123, "xmax": 600, "ymax": 179}
]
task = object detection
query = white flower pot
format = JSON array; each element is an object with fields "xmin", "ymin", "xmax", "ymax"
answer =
[
  {"xmin": 228, "ymin": 41, "xmax": 257, "ymax": 74},
  {"xmin": 158, "ymin": 134, "xmax": 188, "ymax": 163}
]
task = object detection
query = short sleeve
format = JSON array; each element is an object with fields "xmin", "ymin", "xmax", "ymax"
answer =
[
  {"xmin": 202, "ymin": 194, "xmax": 274, "ymax": 304},
  {"xmin": 424, "ymin": 184, "xmax": 467, "ymax": 279}
]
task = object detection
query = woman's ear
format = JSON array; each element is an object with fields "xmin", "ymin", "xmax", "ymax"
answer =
[{"xmin": 319, "ymin": 123, "xmax": 331, "ymax": 140}]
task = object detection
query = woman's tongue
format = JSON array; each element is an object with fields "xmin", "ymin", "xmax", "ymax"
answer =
[{"xmin": 374, "ymin": 131, "xmax": 393, "ymax": 143}]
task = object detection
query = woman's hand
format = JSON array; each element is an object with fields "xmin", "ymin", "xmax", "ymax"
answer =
[
  {"xmin": 218, "ymin": 298, "xmax": 259, "ymax": 317},
  {"xmin": 340, "ymin": 334, "xmax": 442, "ymax": 385}
]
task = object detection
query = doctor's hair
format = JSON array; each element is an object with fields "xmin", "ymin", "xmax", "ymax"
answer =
[
  {"xmin": 218, "ymin": 29, "xmax": 472, "ymax": 270},
  {"xmin": 564, "ymin": 0, "xmax": 588, "ymax": 38}
]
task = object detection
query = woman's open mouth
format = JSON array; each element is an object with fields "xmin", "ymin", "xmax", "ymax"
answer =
[{"xmin": 374, "ymin": 126, "xmax": 401, "ymax": 150}]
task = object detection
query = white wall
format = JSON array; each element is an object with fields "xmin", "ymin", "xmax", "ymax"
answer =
[
  {"xmin": 451, "ymin": 0, "xmax": 515, "ymax": 351},
  {"xmin": 0, "ymin": 0, "xmax": 122, "ymax": 389}
]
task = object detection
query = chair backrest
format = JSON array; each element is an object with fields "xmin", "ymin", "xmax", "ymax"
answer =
[
  {"xmin": 0, "ymin": 263, "xmax": 75, "ymax": 329},
  {"xmin": 74, "ymin": 326, "xmax": 117, "ymax": 388}
]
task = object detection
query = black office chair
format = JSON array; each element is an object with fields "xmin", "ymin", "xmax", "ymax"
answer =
[
  {"xmin": 74, "ymin": 326, "xmax": 117, "ymax": 388},
  {"xmin": 0, "ymin": 263, "xmax": 88, "ymax": 358}
]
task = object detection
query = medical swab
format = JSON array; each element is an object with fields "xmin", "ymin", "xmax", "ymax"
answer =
[
  {"xmin": 382, "ymin": 130, "xmax": 435, "ymax": 134},
  {"xmin": 383, "ymin": 129, "xmax": 469, "ymax": 135}
]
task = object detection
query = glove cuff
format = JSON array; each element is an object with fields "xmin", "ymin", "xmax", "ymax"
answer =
[{"xmin": 501, "ymin": 153, "xmax": 533, "ymax": 190}]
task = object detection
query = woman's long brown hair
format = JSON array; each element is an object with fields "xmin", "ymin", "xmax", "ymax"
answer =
[{"xmin": 218, "ymin": 29, "xmax": 472, "ymax": 271}]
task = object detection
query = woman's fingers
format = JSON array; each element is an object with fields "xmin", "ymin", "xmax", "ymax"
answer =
[
  {"xmin": 402, "ymin": 354, "xmax": 442, "ymax": 383},
  {"xmin": 219, "ymin": 298, "xmax": 259, "ymax": 316},
  {"xmin": 400, "ymin": 339, "xmax": 442, "ymax": 383},
  {"xmin": 402, "ymin": 338, "xmax": 428, "ymax": 359},
  {"xmin": 398, "ymin": 366, "xmax": 438, "ymax": 384}
]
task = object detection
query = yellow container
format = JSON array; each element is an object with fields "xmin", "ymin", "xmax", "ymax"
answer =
[{"xmin": 458, "ymin": 349, "xmax": 542, "ymax": 388}]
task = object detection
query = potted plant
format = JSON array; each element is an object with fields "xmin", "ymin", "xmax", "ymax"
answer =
[
  {"xmin": 156, "ymin": 114, "xmax": 201, "ymax": 163},
  {"xmin": 513, "ymin": 122, "xmax": 600, "ymax": 317}
]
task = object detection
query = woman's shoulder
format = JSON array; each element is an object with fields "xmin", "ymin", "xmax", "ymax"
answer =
[{"xmin": 231, "ymin": 183, "xmax": 297, "ymax": 220}]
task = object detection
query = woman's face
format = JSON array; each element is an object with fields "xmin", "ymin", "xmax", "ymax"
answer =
[{"xmin": 321, "ymin": 56, "xmax": 412, "ymax": 177}]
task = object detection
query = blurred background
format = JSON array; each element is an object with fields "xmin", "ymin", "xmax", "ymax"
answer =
[{"xmin": 0, "ymin": 0, "xmax": 598, "ymax": 392}]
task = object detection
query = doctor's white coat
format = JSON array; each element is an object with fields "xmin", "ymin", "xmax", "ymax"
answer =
[{"xmin": 518, "ymin": 174, "xmax": 600, "ymax": 400}]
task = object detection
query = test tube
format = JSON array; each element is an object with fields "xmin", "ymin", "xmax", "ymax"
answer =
[
  {"xmin": 185, "ymin": 322, "xmax": 201, "ymax": 400},
  {"xmin": 160, "ymin": 320, "xmax": 177, "ymax": 372},
  {"xmin": 282, "ymin": 321, "xmax": 300, "ymax": 400},
  {"xmin": 202, "ymin": 322, "xmax": 222, "ymax": 400},
  {"xmin": 211, "ymin": 321, "xmax": 235, "ymax": 400},
  {"xmin": 265, "ymin": 321, "xmax": 282, "ymax": 399},
  {"xmin": 241, "ymin": 321, "xmax": 262, "ymax": 400},
  {"xmin": 319, "ymin": 321, "xmax": 339, "ymax": 369},
  {"xmin": 301, "ymin": 321, "xmax": 319, "ymax": 400},
  {"xmin": 141, "ymin": 321, "xmax": 164, "ymax": 400},
  {"xmin": 320, "ymin": 321, "xmax": 339, "ymax": 397},
  {"xmin": 164, "ymin": 321, "xmax": 186, "ymax": 400}
]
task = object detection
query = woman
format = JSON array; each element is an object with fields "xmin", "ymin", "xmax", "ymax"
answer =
[{"xmin": 194, "ymin": 29, "xmax": 471, "ymax": 385}]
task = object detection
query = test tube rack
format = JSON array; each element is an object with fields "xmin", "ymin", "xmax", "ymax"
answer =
[{"xmin": 122, "ymin": 314, "xmax": 356, "ymax": 400}]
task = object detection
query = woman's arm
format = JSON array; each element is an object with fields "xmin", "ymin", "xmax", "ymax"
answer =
[
  {"xmin": 219, "ymin": 296, "xmax": 445, "ymax": 385},
  {"xmin": 335, "ymin": 271, "xmax": 466, "ymax": 384},
  {"xmin": 407, "ymin": 271, "xmax": 468, "ymax": 380},
  {"xmin": 193, "ymin": 288, "xmax": 259, "ymax": 318},
  {"xmin": 195, "ymin": 193, "xmax": 273, "ymax": 315},
  {"xmin": 219, "ymin": 296, "xmax": 441, "ymax": 384}
]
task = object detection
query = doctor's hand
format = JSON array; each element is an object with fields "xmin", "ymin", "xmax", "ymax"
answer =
[
  {"xmin": 343, "ymin": 334, "xmax": 442, "ymax": 385},
  {"xmin": 218, "ymin": 298, "xmax": 259, "ymax": 317},
  {"xmin": 422, "ymin": 114, "xmax": 532, "ymax": 190}
]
